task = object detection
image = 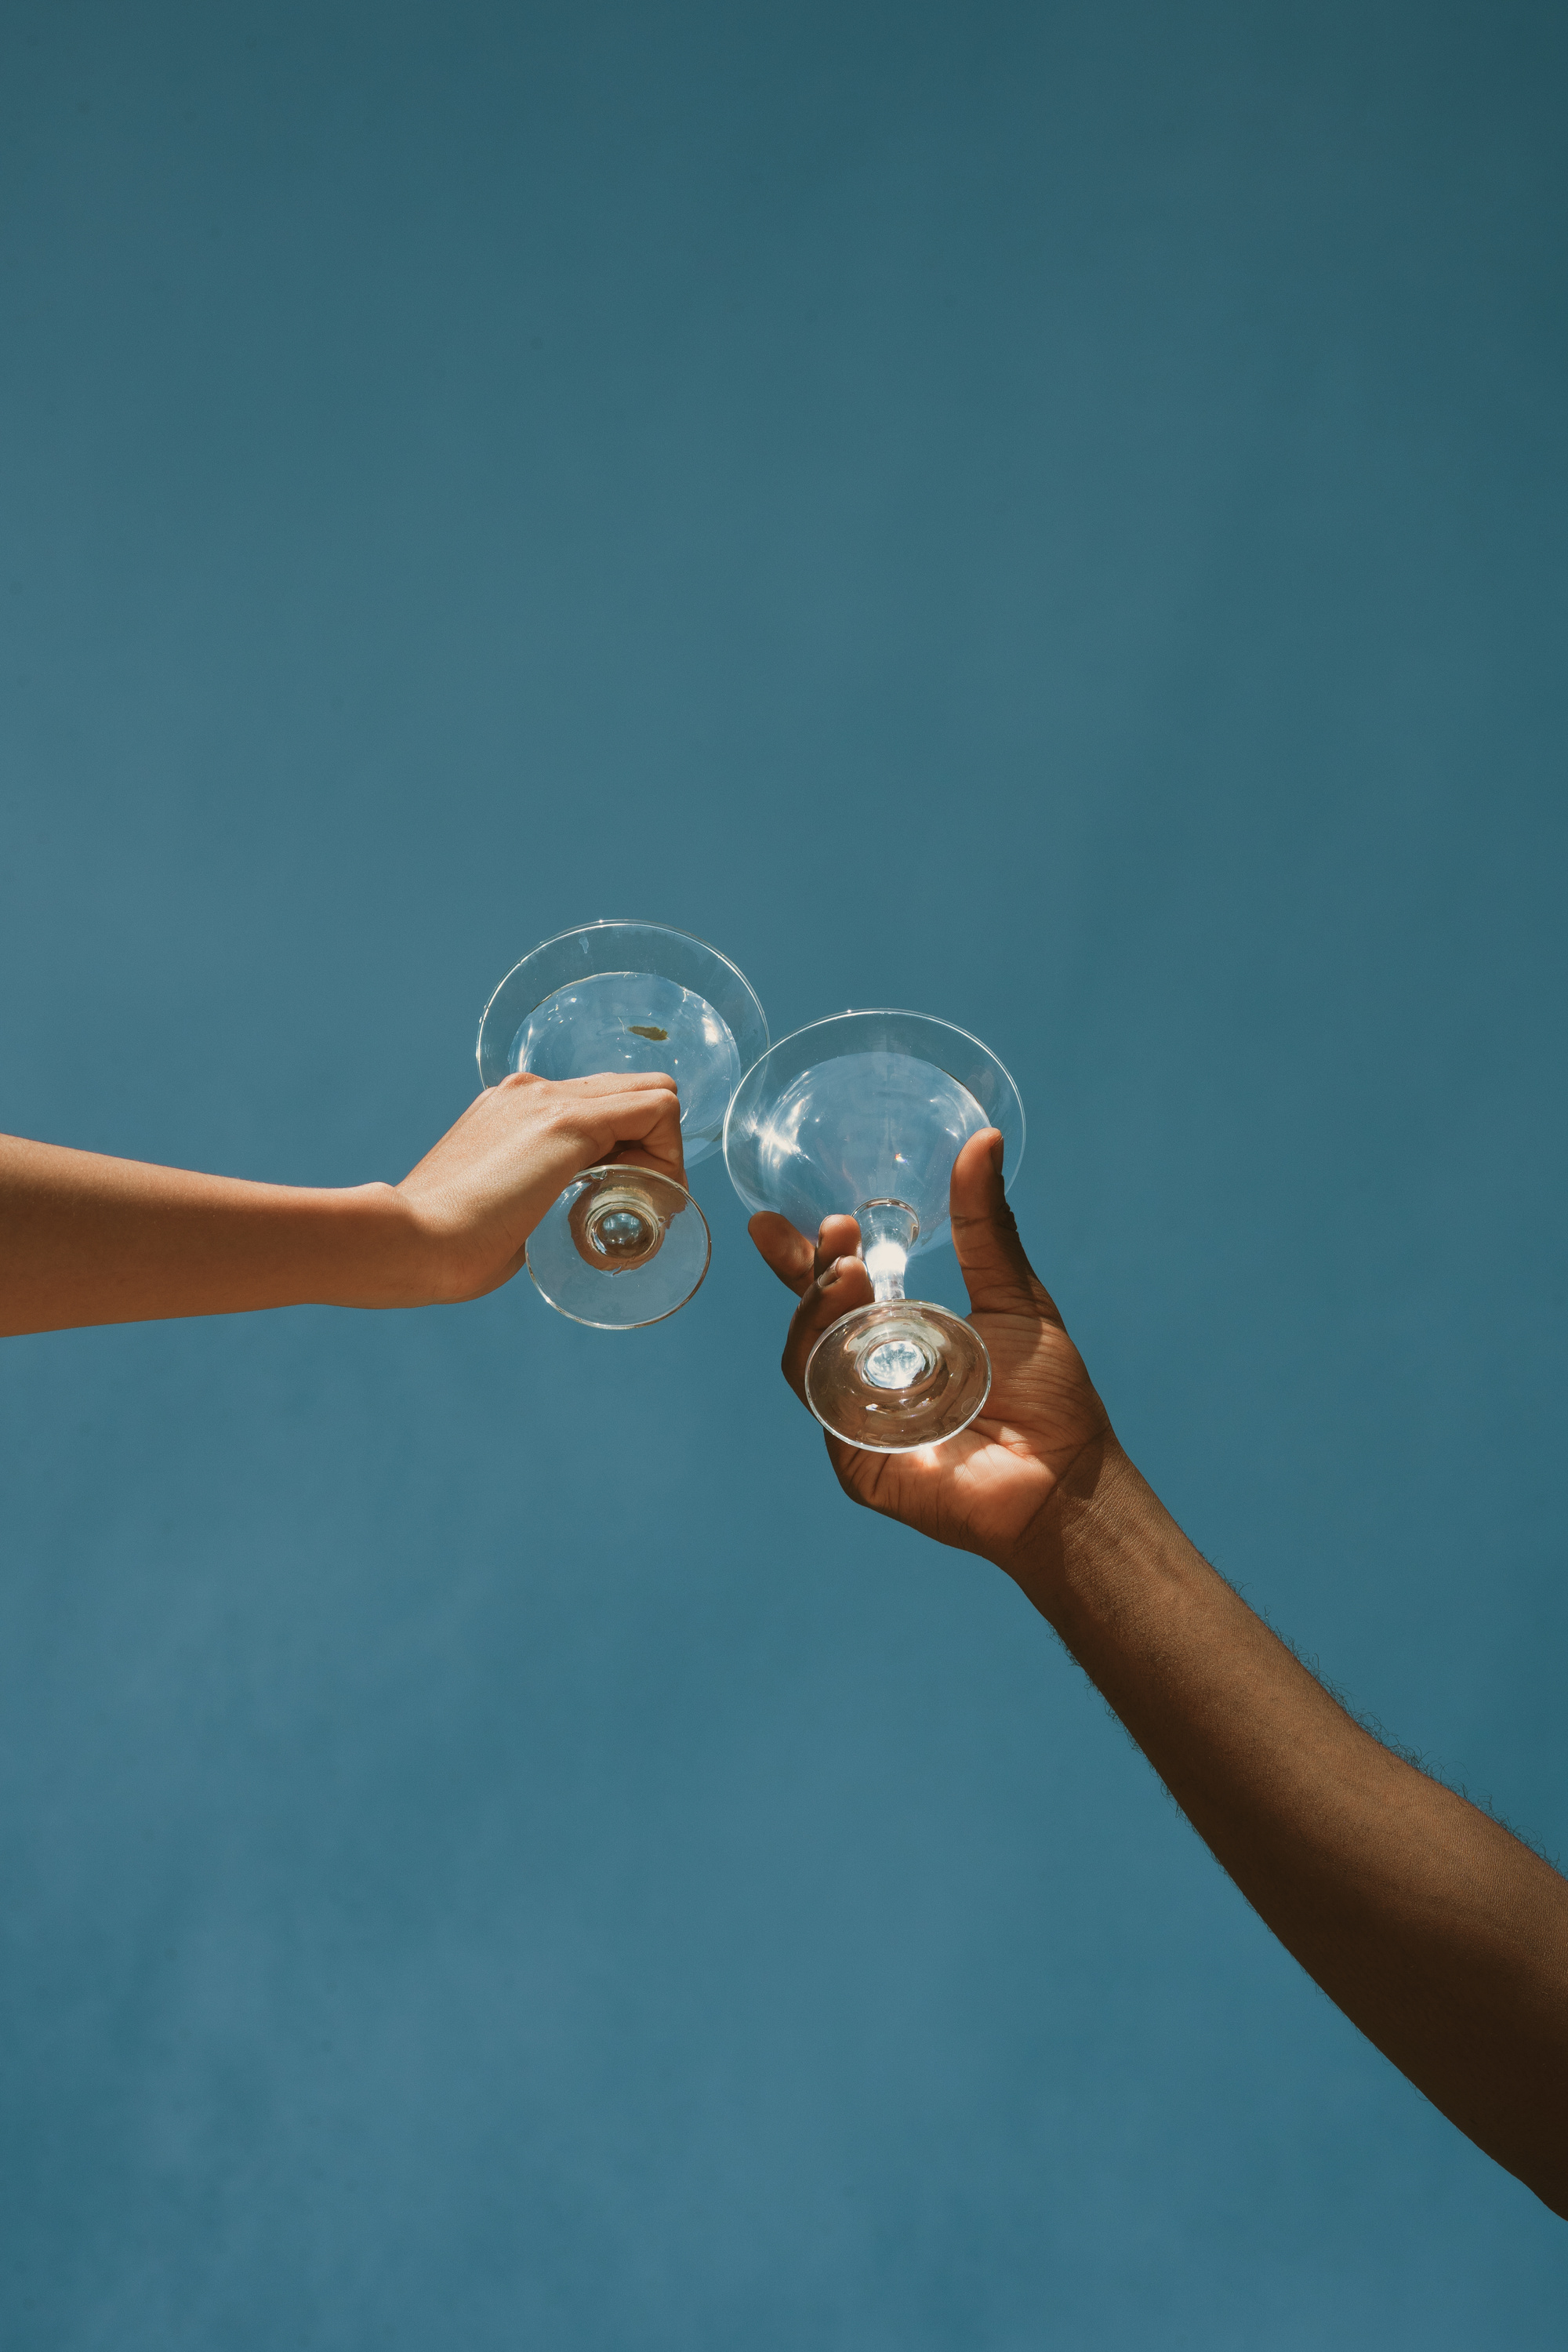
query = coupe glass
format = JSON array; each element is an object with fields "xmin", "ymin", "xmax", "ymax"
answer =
[
  {"xmin": 477, "ymin": 920, "xmax": 768, "ymax": 1329},
  {"xmin": 724, "ymin": 1011, "xmax": 1025, "ymax": 1449}
]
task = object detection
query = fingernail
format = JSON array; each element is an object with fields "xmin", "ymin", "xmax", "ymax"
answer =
[
  {"xmin": 819, "ymin": 1258, "xmax": 841, "ymax": 1289},
  {"xmin": 990, "ymin": 1134, "xmax": 1005, "ymax": 1174}
]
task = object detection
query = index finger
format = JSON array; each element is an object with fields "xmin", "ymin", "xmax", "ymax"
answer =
[
  {"xmin": 748, "ymin": 1210, "xmax": 874, "ymax": 1405},
  {"xmin": 749, "ymin": 1210, "xmax": 862, "ymax": 1298}
]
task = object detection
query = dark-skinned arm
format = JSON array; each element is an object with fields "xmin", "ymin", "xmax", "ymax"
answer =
[{"xmin": 750, "ymin": 1130, "xmax": 1568, "ymax": 2220}]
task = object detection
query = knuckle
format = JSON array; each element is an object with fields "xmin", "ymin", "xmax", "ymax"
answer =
[{"xmin": 545, "ymin": 1101, "xmax": 591, "ymax": 1144}]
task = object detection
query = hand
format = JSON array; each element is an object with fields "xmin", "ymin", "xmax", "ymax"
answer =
[
  {"xmin": 748, "ymin": 1129, "xmax": 1112, "ymax": 1571},
  {"xmin": 394, "ymin": 1069, "xmax": 686, "ymax": 1305}
]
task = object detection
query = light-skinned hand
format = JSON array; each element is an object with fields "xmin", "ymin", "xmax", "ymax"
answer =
[
  {"xmin": 393, "ymin": 1069, "xmax": 687, "ymax": 1305},
  {"xmin": 2, "ymin": 1069, "xmax": 687, "ymax": 1334}
]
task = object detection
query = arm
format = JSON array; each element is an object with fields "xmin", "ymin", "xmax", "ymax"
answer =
[
  {"xmin": 750, "ymin": 1132, "xmax": 1568, "ymax": 2220},
  {"xmin": 1, "ymin": 1070, "xmax": 684, "ymax": 1336}
]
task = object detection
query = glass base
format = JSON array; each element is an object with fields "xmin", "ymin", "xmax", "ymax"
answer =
[
  {"xmin": 804, "ymin": 1301, "xmax": 992, "ymax": 1452},
  {"xmin": 525, "ymin": 1165, "xmax": 710, "ymax": 1329}
]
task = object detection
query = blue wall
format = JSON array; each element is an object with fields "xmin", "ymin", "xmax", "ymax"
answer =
[{"xmin": 2, "ymin": 4, "xmax": 1564, "ymax": 2341}]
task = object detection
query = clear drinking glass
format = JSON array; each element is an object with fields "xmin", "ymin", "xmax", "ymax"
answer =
[
  {"xmin": 477, "ymin": 920, "xmax": 768, "ymax": 1329},
  {"xmin": 724, "ymin": 1011, "xmax": 1025, "ymax": 1448}
]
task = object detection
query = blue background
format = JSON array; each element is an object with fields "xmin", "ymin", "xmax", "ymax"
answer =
[{"xmin": 2, "ymin": 3, "xmax": 1565, "ymax": 2342}]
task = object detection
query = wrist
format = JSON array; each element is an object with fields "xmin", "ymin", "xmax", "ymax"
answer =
[
  {"xmin": 999, "ymin": 1436, "xmax": 1168, "ymax": 1625},
  {"xmin": 318, "ymin": 1181, "xmax": 440, "ymax": 1308}
]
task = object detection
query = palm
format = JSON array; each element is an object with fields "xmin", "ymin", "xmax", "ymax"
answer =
[{"xmin": 829, "ymin": 1304, "xmax": 1106, "ymax": 1559}]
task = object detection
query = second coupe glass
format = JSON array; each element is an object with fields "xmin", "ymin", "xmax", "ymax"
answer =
[{"xmin": 724, "ymin": 1011, "xmax": 1025, "ymax": 1450}]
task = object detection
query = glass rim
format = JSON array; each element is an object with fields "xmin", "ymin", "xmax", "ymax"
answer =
[
  {"xmin": 476, "ymin": 917, "xmax": 769, "ymax": 1088},
  {"xmin": 723, "ymin": 1007, "xmax": 1026, "ymax": 1192}
]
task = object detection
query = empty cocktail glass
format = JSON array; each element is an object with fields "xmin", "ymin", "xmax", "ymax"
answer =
[{"xmin": 724, "ymin": 1011, "xmax": 1025, "ymax": 1447}]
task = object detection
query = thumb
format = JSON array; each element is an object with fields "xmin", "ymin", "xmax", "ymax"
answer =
[{"xmin": 949, "ymin": 1129, "xmax": 1063, "ymax": 1323}]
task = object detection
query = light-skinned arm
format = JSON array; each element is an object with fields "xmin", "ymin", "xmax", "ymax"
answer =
[
  {"xmin": 750, "ymin": 1131, "xmax": 1568, "ymax": 2220},
  {"xmin": 1, "ymin": 1070, "xmax": 684, "ymax": 1336}
]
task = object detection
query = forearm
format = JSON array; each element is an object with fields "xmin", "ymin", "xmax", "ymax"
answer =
[
  {"xmin": 0, "ymin": 1135, "xmax": 428, "ymax": 1334},
  {"xmin": 1009, "ymin": 1439, "xmax": 1568, "ymax": 2216}
]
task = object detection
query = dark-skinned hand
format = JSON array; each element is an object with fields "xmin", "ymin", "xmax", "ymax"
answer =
[{"xmin": 748, "ymin": 1128, "xmax": 1113, "ymax": 1572}]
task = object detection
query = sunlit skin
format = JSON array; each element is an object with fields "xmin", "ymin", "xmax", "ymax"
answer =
[
  {"xmin": 0, "ymin": 1069, "xmax": 684, "ymax": 1336},
  {"xmin": 751, "ymin": 1128, "xmax": 1568, "ymax": 2220}
]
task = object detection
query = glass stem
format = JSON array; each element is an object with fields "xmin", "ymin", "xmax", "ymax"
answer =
[{"xmin": 857, "ymin": 1200, "xmax": 920, "ymax": 1305}]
